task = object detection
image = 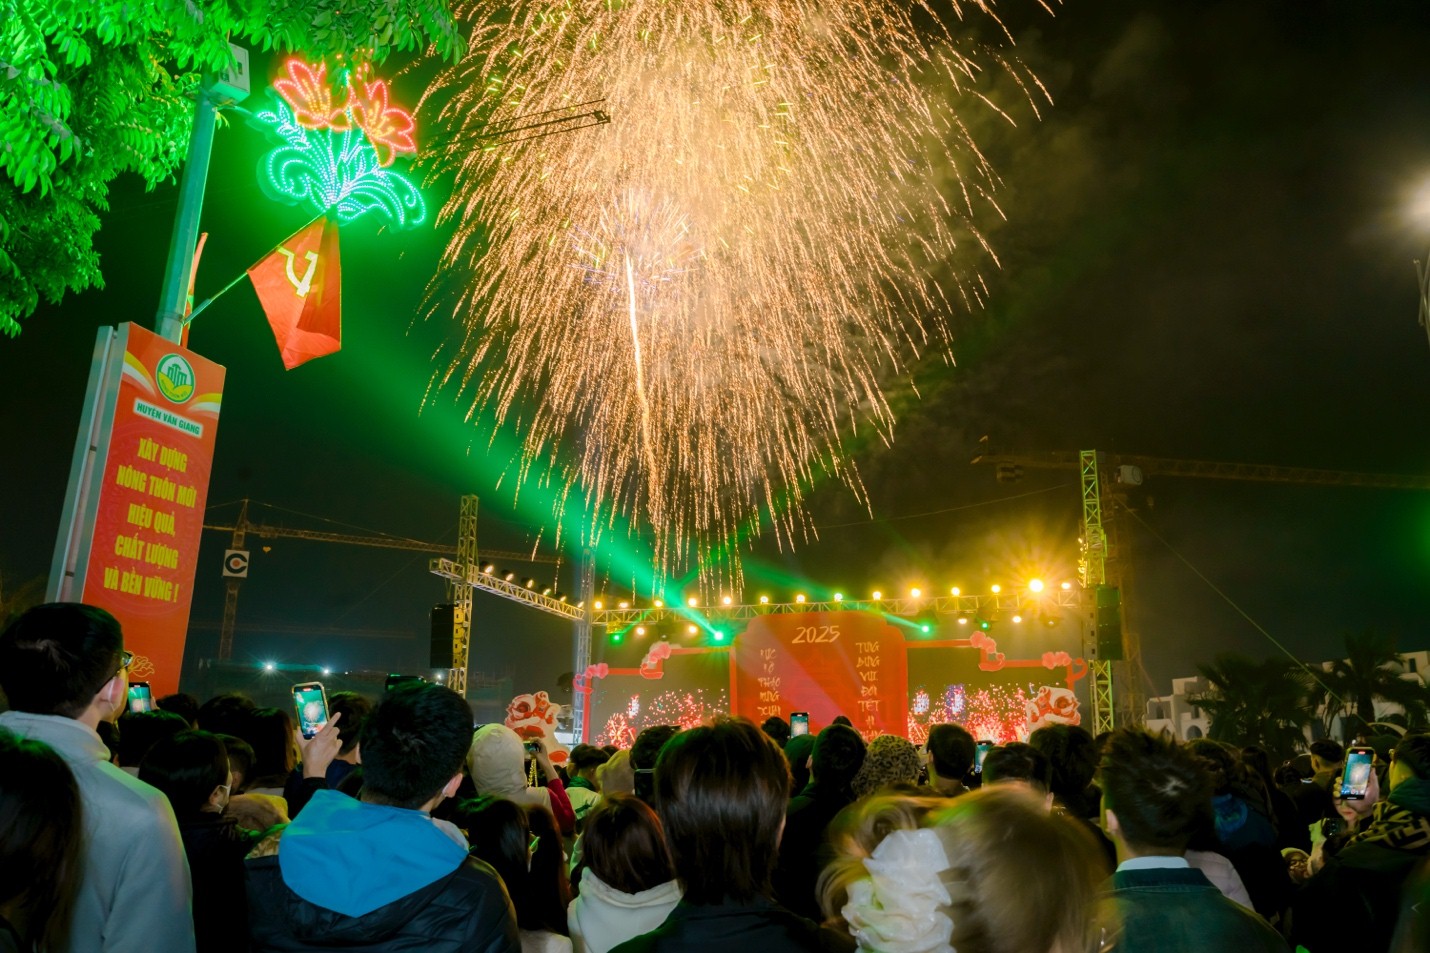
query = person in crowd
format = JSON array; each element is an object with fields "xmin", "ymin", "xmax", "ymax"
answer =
[
  {"xmin": 774, "ymin": 723, "xmax": 866, "ymax": 920},
  {"xmin": 597, "ymin": 749, "xmax": 635, "ymax": 798},
  {"xmin": 115, "ymin": 708, "xmax": 188, "ymax": 774},
  {"xmin": 832, "ymin": 716, "xmax": 853, "ymax": 728},
  {"xmin": 784, "ymin": 733, "xmax": 816, "ymax": 797},
  {"xmin": 1029, "ymin": 723, "xmax": 1102, "ymax": 819},
  {"xmin": 217, "ymin": 733, "xmax": 256, "ymax": 793},
  {"xmin": 565, "ymin": 744, "xmax": 610, "ymax": 829},
  {"xmin": 568, "ymin": 794, "xmax": 681, "ymax": 953},
  {"xmin": 94, "ymin": 719, "xmax": 121, "ymax": 765},
  {"xmin": 631, "ymin": 725, "xmax": 680, "ymax": 806},
  {"xmin": 464, "ymin": 796, "xmax": 572, "ymax": 953},
  {"xmin": 761, "ymin": 716, "xmax": 792, "ymax": 749},
  {"xmin": 1095, "ymin": 728, "xmax": 1286, "ymax": 952},
  {"xmin": 157, "ymin": 692, "xmax": 201, "ymax": 726},
  {"xmin": 1292, "ymin": 734, "xmax": 1430, "ymax": 952},
  {"xmin": 981, "ymin": 741, "xmax": 1051, "ymax": 792},
  {"xmin": 140, "ymin": 730, "xmax": 264, "ymax": 953},
  {"xmin": 283, "ymin": 691, "xmax": 369, "ymax": 816},
  {"xmin": 1282, "ymin": 739, "xmax": 1343, "ymax": 834},
  {"xmin": 925, "ymin": 723, "xmax": 976, "ymax": 797},
  {"xmin": 613, "ymin": 717, "xmax": 824, "ymax": 952},
  {"xmin": 822, "ymin": 788, "xmax": 1105, "ymax": 953},
  {"xmin": 850, "ymin": 734, "xmax": 921, "ymax": 798},
  {"xmin": 196, "ymin": 693, "xmax": 257, "ymax": 739},
  {"xmin": 1242, "ymin": 745, "xmax": 1310, "ymax": 852},
  {"xmin": 0, "ymin": 603, "xmax": 195, "ymax": 953},
  {"xmin": 1185, "ymin": 737, "xmax": 1291, "ymax": 920},
  {"xmin": 0, "ymin": 728, "xmax": 83, "ymax": 953},
  {"xmin": 470, "ymin": 724, "xmax": 577, "ymax": 836},
  {"xmin": 246, "ymin": 681, "xmax": 520, "ymax": 952},
  {"xmin": 240, "ymin": 707, "xmax": 298, "ymax": 798}
]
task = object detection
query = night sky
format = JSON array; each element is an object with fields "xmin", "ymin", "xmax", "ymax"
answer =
[{"xmin": 3, "ymin": 0, "xmax": 1429, "ymax": 712}]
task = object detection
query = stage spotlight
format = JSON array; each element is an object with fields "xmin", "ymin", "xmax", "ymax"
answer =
[
  {"xmin": 957, "ymin": 617, "xmax": 969, "ymax": 625},
  {"xmin": 541, "ymin": 586, "xmax": 553, "ymax": 596},
  {"xmin": 990, "ymin": 584, "xmax": 1002, "ymax": 594},
  {"xmin": 978, "ymin": 619, "xmax": 991, "ymax": 631},
  {"xmin": 910, "ymin": 587, "xmax": 921, "ymax": 598},
  {"xmin": 1061, "ymin": 581, "xmax": 1073, "ymax": 590},
  {"xmin": 524, "ymin": 578, "xmax": 537, "ymax": 589},
  {"xmin": 795, "ymin": 593, "xmax": 806, "ymax": 603},
  {"xmin": 1028, "ymin": 579, "xmax": 1045, "ymax": 593},
  {"xmin": 481, "ymin": 562, "xmax": 495, "ymax": 574},
  {"xmin": 503, "ymin": 571, "xmax": 516, "ymax": 581},
  {"xmin": 686, "ymin": 624, "xmax": 698, "ymax": 635},
  {"xmin": 1012, "ymin": 614, "xmax": 1023, "ymax": 624},
  {"xmin": 722, "ymin": 595, "xmax": 732, "ymax": 605},
  {"xmin": 654, "ymin": 598, "xmax": 664, "ymax": 608},
  {"xmin": 833, "ymin": 592, "xmax": 844, "ymax": 602},
  {"xmin": 635, "ymin": 625, "xmax": 647, "ymax": 636},
  {"xmin": 759, "ymin": 595, "xmax": 770, "ymax": 604},
  {"xmin": 263, "ymin": 661, "xmax": 276, "ymax": 672},
  {"xmin": 950, "ymin": 586, "xmax": 961, "ymax": 596},
  {"xmin": 321, "ymin": 667, "xmax": 331, "ymax": 676},
  {"xmin": 618, "ymin": 601, "xmax": 630, "ymax": 609},
  {"xmin": 594, "ymin": 600, "xmax": 604, "ymax": 610},
  {"xmin": 872, "ymin": 590, "xmax": 883, "ymax": 600},
  {"xmin": 610, "ymin": 631, "xmax": 624, "ymax": 644},
  {"xmin": 919, "ymin": 623, "xmax": 932, "ymax": 634},
  {"xmin": 713, "ymin": 630, "xmax": 728, "ymax": 643},
  {"xmin": 687, "ymin": 596, "xmax": 698, "ymax": 607}
]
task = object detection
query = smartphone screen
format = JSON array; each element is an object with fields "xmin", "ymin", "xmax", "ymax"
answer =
[
  {"xmin": 126, "ymin": 682, "xmax": 153, "ymax": 713},
  {"xmin": 292, "ymin": 682, "xmax": 329, "ymax": 739},
  {"xmin": 974, "ymin": 740, "xmax": 993, "ymax": 774},
  {"xmin": 790, "ymin": 712, "xmax": 810, "ymax": 737},
  {"xmin": 524, "ymin": 739, "xmax": 542, "ymax": 756},
  {"xmin": 1340, "ymin": 747, "xmax": 1375, "ymax": 800}
]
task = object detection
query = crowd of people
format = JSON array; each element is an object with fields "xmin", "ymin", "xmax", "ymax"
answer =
[{"xmin": 2, "ymin": 602, "xmax": 1429, "ymax": 953}]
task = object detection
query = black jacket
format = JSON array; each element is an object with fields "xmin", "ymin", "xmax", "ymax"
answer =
[
  {"xmin": 181, "ymin": 814, "xmax": 263, "ymax": 953},
  {"xmin": 773, "ymin": 782, "xmax": 855, "ymax": 921},
  {"xmin": 247, "ymin": 853, "xmax": 521, "ymax": 953},
  {"xmin": 610, "ymin": 897, "xmax": 834, "ymax": 953}
]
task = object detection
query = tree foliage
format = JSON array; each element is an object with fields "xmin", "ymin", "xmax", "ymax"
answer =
[
  {"xmin": 1319, "ymin": 628, "xmax": 1424, "ymax": 735},
  {"xmin": 1194, "ymin": 653, "xmax": 1315, "ymax": 761},
  {"xmin": 0, "ymin": 0, "xmax": 464, "ymax": 335}
]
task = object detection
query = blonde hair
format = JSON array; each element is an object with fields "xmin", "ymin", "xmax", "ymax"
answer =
[
  {"xmin": 596, "ymin": 748, "xmax": 635, "ymax": 796},
  {"xmin": 821, "ymin": 788, "xmax": 1107, "ymax": 953}
]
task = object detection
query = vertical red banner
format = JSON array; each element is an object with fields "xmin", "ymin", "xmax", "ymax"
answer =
[
  {"xmin": 76, "ymin": 324, "xmax": 225, "ymax": 694},
  {"xmin": 734, "ymin": 611, "xmax": 908, "ymax": 740}
]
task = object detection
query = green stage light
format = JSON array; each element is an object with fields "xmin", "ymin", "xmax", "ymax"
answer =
[
  {"xmin": 919, "ymin": 623, "xmax": 931, "ymax": 634},
  {"xmin": 610, "ymin": 632, "xmax": 624, "ymax": 644},
  {"xmin": 713, "ymin": 630, "xmax": 727, "ymax": 642},
  {"xmin": 978, "ymin": 620, "xmax": 991, "ymax": 631}
]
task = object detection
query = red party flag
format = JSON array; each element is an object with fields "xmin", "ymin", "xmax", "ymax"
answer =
[{"xmin": 248, "ymin": 216, "xmax": 342, "ymax": 369}]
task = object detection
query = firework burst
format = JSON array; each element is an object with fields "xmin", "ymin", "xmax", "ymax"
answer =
[{"xmin": 425, "ymin": 0, "xmax": 1049, "ymax": 587}]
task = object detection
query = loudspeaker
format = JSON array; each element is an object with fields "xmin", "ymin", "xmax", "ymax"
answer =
[
  {"xmin": 430, "ymin": 603, "xmax": 455, "ymax": 668},
  {"xmin": 1094, "ymin": 586, "xmax": 1123, "ymax": 660}
]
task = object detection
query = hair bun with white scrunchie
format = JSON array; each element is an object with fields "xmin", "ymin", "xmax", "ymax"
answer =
[{"xmin": 841, "ymin": 828, "xmax": 954, "ymax": 953}]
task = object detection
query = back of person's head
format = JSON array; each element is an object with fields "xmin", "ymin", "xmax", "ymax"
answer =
[
  {"xmin": 583, "ymin": 792, "xmax": 676, "ymax": 894},
  {"xmin": 1028, "ymin": 724, "xmax": 1099, "ymax": 806},
  {"xmin": 196, "ymin": 692, "xmax": 256, "ymax": 738},
  {"xmin": 832, "ymin": 715, "xmax": 853, "ymax": 727},
  {"xmin": 156, "ymin": 692, "xmax": 200, "ymax": 726},
  {"xmin": 0, "ymin": 603, "xmax": 123, "ymax": 717},
  {"xmin": 821, "ymin": 788, "xmax": 1104, "ymax": 953},
  {"xmin": 851, "ymin": 735, "xmax": 921, "ymax": 799},
  {"xmin": 597, "ymin": 748, "xmax": 635, "ymax": 796},
  {"xmin": 116, "ymin": 709, "xmax": 189, "ymax": 767},
  {"xmin": 1184, "ymin": 738, "xmax": 1238, "ymax": 796},
  {"xmin": 654, "ymin": 716, "xmax": 789, "ymax": 904},
  {"xmin": 1310, "ymin": 739, "xmax": 1345, "ymax": 768},
  {"xmin": 215, "ymin": 733, "xmax": 256, "ymax": 793},
  {"xmin": 464, "ymin": 796, "xmax": 569, "ymax": 934},
  {"xmin": 785, "ymin": 733, "xmax": 816, "ymax": 795},
  {"xmin": 327, "ymin": 691, "xmax": 372, "ymax": 756},
  {"xmin": 1240, "ymin": 745, "xmax": 1274, "ymax": 787},
  {"xmin": 139, "ymin": 730, "xmax": 229, "ymax": 820},
  {"xmin": 927, "ymin": 723, "xmax": 976, "ymax": 780},
  {"xmin": 632, "ymin": 724, "xmax": 680, "ymax": 803},
  {"xmin": 1100, "ymin": 729, "xmax": 1212, "ymax": 853},
  {"xmin": 811, "ymin": 723, "xmax": 866, "ymax": 792},
  {"xmin": 0, "ymin": 728, "xmax": 83, "ymax": 953},
  {"xmin": 361, "ymin": 682, "xmax": 473, "ymax": 809},
  {"xmin": 1394, "ymin": 735, "xmax": 1430, "ymax": 782},
  {"xmin": 568, "ymin": 743, "xmax": 611, "ymax": 778},
  {"xmin": 761, "ymin": 716, "xmax": 792, "ymax": 748},
  {"xmin": 982, "ymin": 742, "xmax": 1051, "ymax": 791},
  {"xmin": 240, "ymin": 707, "xmax": 295, "ymax": 785}
]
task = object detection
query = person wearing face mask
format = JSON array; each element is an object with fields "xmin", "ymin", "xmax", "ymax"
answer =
[{"xmin": 141, "ymin": 730, "xmax": 267, "ymax": 953}]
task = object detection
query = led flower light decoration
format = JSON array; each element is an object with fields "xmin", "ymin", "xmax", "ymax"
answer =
[{"xmin": 255, "ymin": 59, "xmax": 424, "ymax": 229}]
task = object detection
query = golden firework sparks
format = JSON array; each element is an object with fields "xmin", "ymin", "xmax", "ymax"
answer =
[{"xmin": 424, "ymin": 0, "xmax": 1051, "ymax": 590}]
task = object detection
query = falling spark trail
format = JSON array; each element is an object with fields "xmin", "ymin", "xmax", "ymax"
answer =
[{"xmin": 424, "ymin": 1, "xmax": 1052, "ymax": 589}]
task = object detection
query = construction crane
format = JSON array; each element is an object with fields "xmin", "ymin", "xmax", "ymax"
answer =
[
  {"xmin": 971, "ymin": 438, "xmax": 1430, "ymax": 732},
  {"xmin": 204, "ymin": 498, "xmax": 559, "ymax": 662}
]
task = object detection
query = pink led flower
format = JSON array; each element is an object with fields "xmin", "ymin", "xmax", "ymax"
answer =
[
  {"xmin": 349, "ymin": 71, "xmax": 417, "ymax": 167},
  {"xmin": 273, "ymin": 59, "xmax": 352, "ymax": 131}
]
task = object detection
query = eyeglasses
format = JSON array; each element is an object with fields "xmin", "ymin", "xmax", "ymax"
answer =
[{"xmin": 113, "ymin": 650, "xmax": 134, "ymax": 678}]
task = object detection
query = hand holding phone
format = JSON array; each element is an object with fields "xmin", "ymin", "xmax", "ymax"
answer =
[
  {"xmin": 974, "ymin": 740, "xmax": 994, "ymax": 774},
  {"xmin": 790, "ymin": 712, "xmax": 810, "ymax": 737},
  {"xmin": 126, "ymin": 682, "xmax": 153, "ymax": 713},
  {"xmin": 296, "ymin": 712, "xmax": 343, "ymax": 780},
  {"xmin": 1339, "ymin": 746, "xmax": 1375, "ymax": 800},
  {"xmin": 292, "ymin": 682, "xmax": 330, "ymax": 740}
]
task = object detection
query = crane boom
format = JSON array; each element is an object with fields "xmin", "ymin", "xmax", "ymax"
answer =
[{"xmin": 202, "ymin": 521, "xmax": 555, "ymax": 564}]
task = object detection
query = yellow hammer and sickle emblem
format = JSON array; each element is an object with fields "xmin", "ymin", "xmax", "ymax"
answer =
[{"xmin": 278, "ymin": 248, "xmax": 320, "ymax": 297}]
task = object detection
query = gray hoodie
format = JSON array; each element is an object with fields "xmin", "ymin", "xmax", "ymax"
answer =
[{"xmin": 0, "ymin": 710, "xmax": 195, "ymax": 953}]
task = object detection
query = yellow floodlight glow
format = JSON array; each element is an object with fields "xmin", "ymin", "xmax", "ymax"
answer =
[
  {"xmin": 722, "ymin": 595, "xmax": 732, "ymax": 605},
  {"xmin": 1061, "ymin": 581, "xmax": 1073, "ymax": 590},
  {"xmin": 833, "ymin": 592, "xmax": 844, "ymax": 601},
  {"xmin": 795, "ymin": 593, "xmax": 806, "ymax": 603},
  {"xmin": 618, "ymin": 600, "xmax": 630, "ymax": 609},
  {"xmin": 910, "ymin": 587, "xmax": 922, "ymax": 598},
  {"xmin": 687, "ymin": 596, "xmax": 698, "ymax": 607},
  {"xmin": 1028, "ymin": 579, "xmax": 1045, "ymax": 593},
  {"xmin": 872, "ymin": 590, "xmax": 883, "ymax": 600},
  {"xmin": 594, "ymin": 600, "xmax": 604, "ymax": 610},
  {"xmin": 654, "ymin": 598, "xmax": 664, "ymax": 608},
  {"xmin": 635, "ymin": 625, "xmax": 646, "ymax": 635},
  {"xmin": 950, "ymin": 586, "xmax": 961, "ymax": 596},
  {"xmin": 686, "ymin": 624, "xmax": 698, "ymax": 635},
  {"xmin": 1012, "ymin": 614, "xmax": 1023, "ymax": 624},
  {"xmin": 759, "ymin": 595, "xmax": 770, "ymax": 604},
  {"xmin": 957, "ymin": 617, "xmax": 968, "ymax": 625},
  {"xmin": 990, "ymin": 584, "xmax": 1002, "ymax": 594}
]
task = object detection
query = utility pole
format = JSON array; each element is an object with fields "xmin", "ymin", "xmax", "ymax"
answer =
[{"xmin": 218, "ymin": 499, "xmax": 249, "ymax": 660}]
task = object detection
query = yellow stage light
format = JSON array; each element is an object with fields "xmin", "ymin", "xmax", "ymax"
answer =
[
  {"xmin": 1028, "ymin": 579, "xmax": 1044, "ymax": 593},
  {"xmin": 990, "ymin": 584, "xmax": 1002, "ymax": 594},
  {"xmin": 795, "ymin": 593, "xmax": 806, "ymax": 603},
  {"xmin": 872, "ymin": 590, "xmax": 883, "ymax": 600},
  {"xmin": 910, "ymin": 587, "xmax": 921, "ymax": 598}
]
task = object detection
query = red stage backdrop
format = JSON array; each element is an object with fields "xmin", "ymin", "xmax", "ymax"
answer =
[
  {"xmin": 75, "ymin": 324, "xmax": 225, "ymax": 694},
  {"xmin": 734, "ymin": 611, "xmax": 908, "ymax": 739}
]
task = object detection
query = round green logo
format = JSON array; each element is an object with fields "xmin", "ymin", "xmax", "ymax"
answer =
[{"xmin": 156, "ymin": 353, "xmax": 195, "ymax": 404}]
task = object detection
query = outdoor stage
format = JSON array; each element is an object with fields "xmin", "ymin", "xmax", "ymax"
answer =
[{"xmin": 577, "ymin": 609, "xmax": 1089, "ymax": 746}]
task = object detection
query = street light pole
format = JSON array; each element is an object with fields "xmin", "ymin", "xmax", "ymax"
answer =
[{"xmin": 154, "ymin": 82, "xmax": 219, "ymax": 344}]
